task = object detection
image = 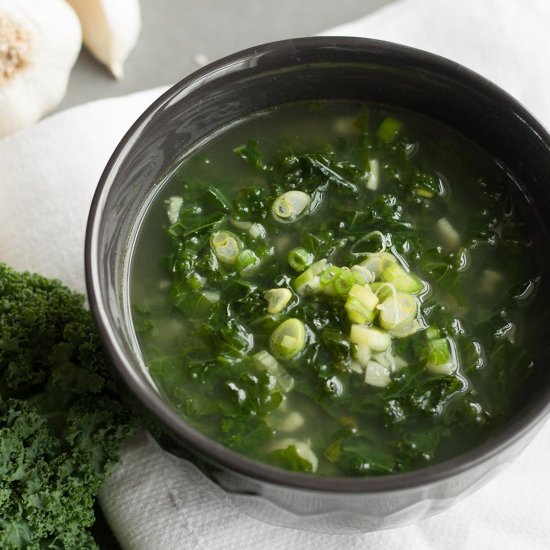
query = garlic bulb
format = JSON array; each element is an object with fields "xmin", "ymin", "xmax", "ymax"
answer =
[
  {"xmin": 0, "ymin": 0, "xmax": 81, "ymax": 138},
  {"xmin": 67, "ymin": 0, "xmax": 141, "ymax": 79}
]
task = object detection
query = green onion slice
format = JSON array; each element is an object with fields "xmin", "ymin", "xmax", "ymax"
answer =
[
  {"xmin": 270, "ymin": 318, "xmax": 306, "ymax": 360},
  {"xmin": 272, "ymin": 191, "xmax": 311, "ymax": 223},
  {"xmin": 288, "ymin": 247, "xmax": 314, "ymax": 272},
  {"xmin": 210, "ymin": 230, "xmax": 242, "ymax": 264}
]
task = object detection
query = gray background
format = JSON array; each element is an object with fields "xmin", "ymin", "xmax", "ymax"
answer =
[{"xmin": 60, "ymin": 0, "xmax": 393, "ymax": 110}]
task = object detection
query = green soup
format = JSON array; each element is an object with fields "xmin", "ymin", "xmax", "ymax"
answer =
[{"xmin": 129, "ymin": 101, "xmax": 543, "ymax": 476}]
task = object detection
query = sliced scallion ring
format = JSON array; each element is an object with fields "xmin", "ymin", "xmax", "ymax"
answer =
[
  {"xmin": 377, "ymin": 291, "xmax": 418, "ymax": 331},
  {"xmin": 235, "ymin": 249, "xmax": 260, "ymax": 275},
  {"xmin": 288, "ymin": 247, "xmax": 314, "ymax": 272},
  {"xmin": 210, "ymin": 230, "xmax": 242, "ymax": 265},
  {"xmin": 272, "ymin": 191, "xmax": 311, "ymax": 223},
  {"xmin": 270, "ymin": 318, "xmax": 306, "ymax": 360},
  {"xmin": 264, "ymin": 288, "xmax": 293, "ymax": 314}
]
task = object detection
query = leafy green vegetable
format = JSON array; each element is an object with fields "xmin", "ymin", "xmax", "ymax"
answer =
[
  {"xmin": 0, "ymin": 263, "xmax": 137, "ymax": 548},
  {"xmin": 337, "ymin": 436, "xmax": 396, "ymax": 475},
  {"xmin": 132, "ymin": 101, "xmax": 542, "ymax": 477}
]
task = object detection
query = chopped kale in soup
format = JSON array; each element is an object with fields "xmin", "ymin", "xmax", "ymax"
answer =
[{"xmin": 130, "ymin": 102, "xmax": 542, "ymax": 476}]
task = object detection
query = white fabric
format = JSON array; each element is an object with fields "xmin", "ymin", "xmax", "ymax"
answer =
[
  {"xmin": 1, "ymin": 0, "xmax": 550, "ymax": 548},
  {"xmin": 320, "ymin": 0, "xmax": 550, "ymax": 129},
  {"xmin": 0, "ymin": 87, "xmax": 166, "ymax": 293}
]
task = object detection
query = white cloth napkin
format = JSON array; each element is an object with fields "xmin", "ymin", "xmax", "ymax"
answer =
[
  {"xmin": 1, "ymin": 0, "xmax": 550, "ymax": 548},
  {"xmin": 0, "ymin": 87, "xmax": 166, "ymax": 294}
]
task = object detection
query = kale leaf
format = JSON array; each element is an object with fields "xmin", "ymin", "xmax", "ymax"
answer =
[{"xmin": 0, "ymin": 263, "xmax": 137, "ymax": 548}]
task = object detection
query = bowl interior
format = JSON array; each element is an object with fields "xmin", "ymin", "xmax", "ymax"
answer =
[{"xmin": 86, "ymin": 37, "xmax": 550, "ymax": 492}]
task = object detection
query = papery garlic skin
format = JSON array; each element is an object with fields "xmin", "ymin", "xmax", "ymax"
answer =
[
  {"xmin": 0, "ymin": 0, "xmax": 81, "ymax": 138},
  {"xmin": 67, "ymin": 0, "xmax": 141, "ymax": 79}
]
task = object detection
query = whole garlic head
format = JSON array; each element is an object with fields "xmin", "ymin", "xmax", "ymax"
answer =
[
  {"xmin": 67, "ymin": 0, "xmax": 141, "ymax": 79},
  {"xmin": 0, "ymin": 0, "xmax": 81, "ymax": 138}
]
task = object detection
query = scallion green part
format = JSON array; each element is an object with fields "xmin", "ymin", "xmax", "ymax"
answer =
[
  {"xmin": 345, "ymin": 284, "xmax": 379, "ymax": 324},
  {"xmin": 345, "ymin": 297, "xmax": 375, "ymax": 324},
  {"xmin": 294, "ymin": 259, "xmax": 328, "ymax": 294},
  {"xmin": 426, "ymin": 338, "xmax": 456, "ymax": 374},
  {"xmin": 378, "ymin": 116, "xmax": 403, "ymax": 143},
  {"xmin": 235, "ymin": 249, "xmax": 260, "ymax": 275},
  {"xmin": 288, "ymin": 247, "xmax": 314, "ymax": 272},
  {"xmin": 187, "ymin": 272, "xmax": 205, "ymax": 290},
  {"xmin": 320, "ymin": 266, "xmax": 341, "ymax": 288},
  {"xmin": 426, "ymin": 326, "xmax": 441, "ymax": 340},
  {"xmin": 381, "ymin": 263, "xmax": 424, "ymax": 294},
  {"xmin": 270, "ymin": 318, "xmax": 306, "ymax": 361},
  {"xmin": 333, "ymin": 267, "xmax": 356, "ymax": 296}
]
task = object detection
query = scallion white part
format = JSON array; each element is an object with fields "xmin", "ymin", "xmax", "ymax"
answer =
[
  {"xmin": 166, "ymin": 196, "xmax": 183, "ymax": 225},
  {"xmin": 351, "ymin": 264, "xmax": 375, "ymax": 284},
  {"xmin": 436, "ymin": 217, "xmax": 461, "ymax": 251},
  {"xmin": 252, "ymin": 350, "xmax": 294, "ymax": 393},
  {"xmin": 333, "ymin": 115, "xmax": 360, "ymax": 136},
  {"xmin": 364, "ymin": 361, "xmax": 391, "ymax": 387},
  {"xmin": 372, "ymin": 281, "xmax": 398, "ymax": 303},
  {"xmin": 277, "ymin": 411, "xmax": 305, "ymax": 432},
  {"xmin": 372, "ymin": 351, "xmax": 396, "ymax": 372},
  {"xmin": 366, "ymin": 158, "xmax": 380, "ymax": 190},
  {"xmin": 377, "ymin": 291, "xmax": 418, "ymax": 331},
  {"xmin": 349, "ymin": 325, "xmax": 391, "ymax": 351},
  {"xmin": 354, "ymin": 343, "xmax": 372, "ymax": 368},
  {"xmin": 272, "ymin": 191, "xmax": 311, "ymax": 223},
  {"xmin": 263, "ymin": 288, "xmax": 293, "ymax": 314},
  {"xmin": 210, "ymin": 230, "xmax": 242, "ymax": 264},
  {"xmin": 202, "ymin": 290, "xmax": 220, "ymax": 303},
  {"xmin": 392, "ymin": 320, "xmax": 420, "ymax": 339},
  {"xmin": 479, "ymin": 269, "xmax": 504, "ymax": 295},
  {"xmin": 249, "ymin": 223, "xmax": 267, "ymax": 240},
  {"xmin": 360, "ymin": 252, "xmax": 397, "ymax": 278},
  {"xmin": 349, "ymin": 361, "xmax": 364, "ymax": 374},
  {"xmin": 394, "ymin": 355, "xmax": 409, "ymax": 370},
  {"xmin": 229, "ymin": 218, "xmax": 253, "ymax": 231}
]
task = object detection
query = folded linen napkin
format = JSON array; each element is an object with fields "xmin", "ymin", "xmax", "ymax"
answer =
[{"xmin": 1, "ymin": 0, "xmax": 550, "ymax": 548}]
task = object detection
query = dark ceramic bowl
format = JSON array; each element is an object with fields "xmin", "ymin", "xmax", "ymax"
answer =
[{"xmin": 85, "ymin": 37, "xmax": 550, "ymax": 533}]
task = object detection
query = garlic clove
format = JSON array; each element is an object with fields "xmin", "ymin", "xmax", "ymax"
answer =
[
  {"xmin": 67, "ymin": 0, "xmax": 141, "ymax": 79},
  {"xmin": 0, "ymin": 0, "xmax": 81, "ymax": 139}
]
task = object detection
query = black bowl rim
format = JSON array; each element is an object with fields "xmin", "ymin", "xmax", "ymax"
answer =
[{"xmin": 85, "ymin": 36, "xmax": 550, "ymax": 494}]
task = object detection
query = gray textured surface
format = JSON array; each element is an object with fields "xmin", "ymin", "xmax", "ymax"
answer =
[{"xmin": 60, "ymin": 0, "xmax": 392, "ymax": 110}]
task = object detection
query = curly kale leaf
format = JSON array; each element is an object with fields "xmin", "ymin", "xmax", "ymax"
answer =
[{"xmin": 0, "ymin": 263, "xmax": 137, "ymax": 548}]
